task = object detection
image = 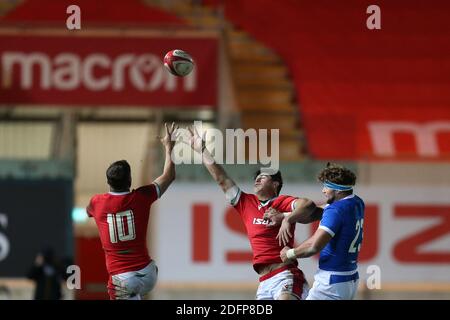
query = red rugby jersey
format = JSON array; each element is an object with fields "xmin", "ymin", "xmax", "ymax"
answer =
[
  {"xmin": 86, "ymin": 184, "xmax": 158, "ymax": 275},
  {"xmin": 233, "ymin": 191, "xmax": 297, "ymax": 271}
]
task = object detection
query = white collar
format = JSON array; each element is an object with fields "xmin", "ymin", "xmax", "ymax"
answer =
[
  {"xmin": 325, "ymin": 194, "xmax": 355, "ymax": 207},
  {"xmin": 258, "ymin": 196, "xmax": 277, "ymax": 209},
  {"xmin": 342, "ymin": 194, "xmax": 355, "ymax": 200},
  {"xmin": 108, "ymin": 191, "xmax": 131, "ymax": 195}
]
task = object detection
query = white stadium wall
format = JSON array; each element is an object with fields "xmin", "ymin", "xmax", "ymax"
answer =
[{"xmin": 153, "ymin": 183, "xmax": 450, "ymax": 287}]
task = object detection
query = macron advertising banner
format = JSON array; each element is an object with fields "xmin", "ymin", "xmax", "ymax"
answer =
[{"xmin": 0, "ymin": 34, "xmax": 218, "ymax": 107}]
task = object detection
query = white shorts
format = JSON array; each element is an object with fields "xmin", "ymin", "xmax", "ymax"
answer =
[
  {"xmin": 109, "ymin": 260, "xmax": 158, "ymax": 300},
  {"xmin": 306, "ymin": 269, "xmax": 359, "ymax": 300},
  {"xmin": 256, "ymin": 266, "xmax": 309, "ymax": 300}
]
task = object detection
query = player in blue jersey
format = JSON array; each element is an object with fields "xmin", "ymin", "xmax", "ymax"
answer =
[{"xmin": 279, "ymin": 163, "xmax": 364, "ymax": 300}]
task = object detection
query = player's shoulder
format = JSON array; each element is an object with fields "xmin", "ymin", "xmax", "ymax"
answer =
[
  {"xmin": 324, "ymin": 203, "xmax": 339, "ymax": 212},
  {"xmin": 87, "ymin": 193, "xmax": 108, "ymax": 213},
  {"xmin": 271, "ymin": 194, "xmax": 296, "ymax": 205},
  {"xmin": 354, "ymin": 194, "xmax": 365, "ymax": 205},
  {"xmin": 237, "ymin": 191, "xmax": 259, "ymax": 205},
  {"xmin": 131, "ymin": 184, "xmax": 146, "ymax": 190},
  {"xmin": 324, "ymin": 200, "xmax": 343, "ymax": 214},
  {"xmin": 340, "ymin": 194, "xmax": 364, "ymax": 207},
  {"xmin": 328, "ymin": 195, "xmax": 363, "ymax": 213},
  {"xmin": 277, "ymin": 194, "xmax": 297, "ymax": 201},
  {"xmin": 90, "ymin": 192, "xmax": 112, "ymax": 204},
  {"xmin": 235, "ymin": 188, "xmax": 251, "ymax": 197},
  {"xmin": 239, "ymin": 191, "xmax": 256, "ymax": 201},
  {"xmin": 89, "ymin": 193, "xmax": 104, "ymax": 203},
  {"xmin": 133, "ymin": 184, "xmax": 157, "ymax": 196}
]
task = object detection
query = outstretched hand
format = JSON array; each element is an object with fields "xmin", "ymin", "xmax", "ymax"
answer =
[
  {"xmin": 158, "ymin": 122, "xmax": 178, "ymax": 151},
  {"xmin": 276, "ymin": 218, "xmax": 294, "ymax": 246},
  {"xmin": 263, "ymin": 207, "xmax": 284, "ymax": 227},
  {"xmin": 280, "ymin": 246, "xmax": 292, "ymax": 263},
  {"xmin": 187, "ymin": 125, "xmax": 205, "ymax": 153}
]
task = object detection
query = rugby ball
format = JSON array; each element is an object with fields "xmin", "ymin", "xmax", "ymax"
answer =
[{"xmin": 164, "ymin": 49, "xmax": 194, "ymax": 77}]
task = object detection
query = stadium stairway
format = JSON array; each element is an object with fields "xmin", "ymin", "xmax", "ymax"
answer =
[
  {"xmin": 207, "ymin": 0, "xmax": 450, "ymax": 161},
  {"xmin": 0, "ymin": 0, "xmax": 19, "ymax": 17},
  {"xmin": 145, "ymin": 0, "xmax": 307, "ymax": 161}
]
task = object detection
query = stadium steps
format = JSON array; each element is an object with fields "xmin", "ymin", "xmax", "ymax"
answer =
[
  {"xmin": 234, "ymin": 62, "xmax": 293, "ymax": 91},
  {"xmin": 233, "ymin": 63, "xmax": 292, "ymax": 89},
  {"xmin": 145, "ymin": 0, "xmax": 306, "ymax": 161},
  {"xmin": 238, "ymin": 102, "xmax": 296, "ymax": 112},
  {"xmin": 237, "ymin": 89, "xmax": 294, "ymax": 105},
  {"xmin": 0, "ymin": 0, "xmax": 20, "ymax": 17},
  {"xmin": 227, "ymin": 29, "xmax": 305, "ymax": 161},
  {"xmin": 228, "ymin": 41, "xmax": 282, "ymax": 64},
  {"xmin": 234, "ymin": 74, "xmax": 293, "ymax": 90},
  {"xmin": 241, "ymin": 112, "xmax": 298, "ymax": 130}
]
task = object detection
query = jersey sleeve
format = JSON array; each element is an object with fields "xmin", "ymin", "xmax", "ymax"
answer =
[
  {"xmin": 319, "ymin": 207, "xmax": 342, "ymax": 237},
  {"xmin": 275, "ymin": 195, "xmax": 298, "ymax": 212},
  {"xmin": 230, "ymin": 188, "xmax": 249, "ymax": 215},
  {"xmin": 86, "ymin": 197, "xmax": 95, "ymax": 218},
  {"xmin": 136, "ymin": 184, "xmax": 159, "ymax": 204},
  {"xmin": 226, "ymin": 186, "xmax": 241, "ymax": 206}
]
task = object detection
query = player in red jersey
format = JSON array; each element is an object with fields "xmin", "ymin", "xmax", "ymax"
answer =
[
  {"xmin": 187, "ymin": 126, "xmax": 322, "ymax": 300},
  {"xmin": 87, "ymin": 122, "xmax": 177, "ymax": 300}
]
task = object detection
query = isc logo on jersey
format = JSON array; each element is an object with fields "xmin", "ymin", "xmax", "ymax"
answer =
[{"xmin": 253, "ymin": 218, "xmax": 270, "ymax": 225}]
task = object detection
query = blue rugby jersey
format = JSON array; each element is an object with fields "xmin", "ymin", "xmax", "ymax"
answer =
[{"xmin": 318, "ymin": 194, "xmax": 365, "ymax": 272}]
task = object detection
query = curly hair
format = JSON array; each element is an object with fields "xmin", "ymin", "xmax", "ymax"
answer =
[{"xmin": 317, "ymin": 162, "xmax": 356, "ymax": 186}]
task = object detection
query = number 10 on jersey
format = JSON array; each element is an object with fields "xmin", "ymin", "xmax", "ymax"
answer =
[{"xmin": 107, "ymin": 210, "xmax": 136, "ymax": 243}]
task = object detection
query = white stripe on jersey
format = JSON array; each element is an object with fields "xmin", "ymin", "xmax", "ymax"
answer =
[
  {"xmin": 226, "ymin": 186, "xmax": 241, "ymax": 206},
  {"xmin": 153, "ymin": 182, "xmax": 161, "ymax": 199},
  {"xmin": 319, "ymin": 225, "xmax": 335, "ymax": 237}
]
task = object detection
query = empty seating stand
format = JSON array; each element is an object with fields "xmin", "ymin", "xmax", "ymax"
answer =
[{"xmin": 150, "ymin": 0, "xmax": 307, "ymax": 161}]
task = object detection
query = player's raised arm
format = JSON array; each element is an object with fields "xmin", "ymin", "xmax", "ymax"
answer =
[
  {"xmin": 153, "ymin": 122, "xmax": 177, "ymax": 197},
  {"xmin": 280, "ymin": 228, "xmax": 332, "ymax": 261},
  {"xmin": 276, "ymin": 199, "xmax": 323, "ymax": 246},
  {"xmin": 187, "ymin": 125, "xmax": 237, "ymax": 194},
  {"xmin": 287, "ymin": 199, "xmax": 323, "ymax": 224}
]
